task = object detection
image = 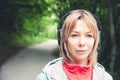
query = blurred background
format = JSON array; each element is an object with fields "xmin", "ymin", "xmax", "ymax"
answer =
[{"xmin": 0, "ymin": 0, "xmax": 120, "ymax": 79}]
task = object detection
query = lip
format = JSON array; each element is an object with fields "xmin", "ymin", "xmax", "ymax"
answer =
[
  {"xmin": 76, "ymin": 50, "xmax": 86, "ymax": 54},
  {"xmin": 76, "ymin": 50, "xmax": 86, "ymax": 52}
]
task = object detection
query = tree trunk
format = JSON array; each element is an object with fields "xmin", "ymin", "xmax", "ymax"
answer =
[{"xmin": 107, "ymin": 0, "xmax": 116, "ymax": 72}]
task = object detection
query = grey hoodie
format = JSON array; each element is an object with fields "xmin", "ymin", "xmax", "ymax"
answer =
[{"xmin": 36, "ymin": 57, "xmax": 113, "ymax": 80}]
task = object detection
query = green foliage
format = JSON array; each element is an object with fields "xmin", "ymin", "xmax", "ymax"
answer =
[
  {"xmin": 11, "ymin": 7, "xmax": 57, "ymax": 46},
  {"xmin": 0, "ymin": 0, "xmax": 58, "ymax": 53},
  {"xmin": 0, "ymin": 0, "xmax": 120, "ymax": 73}
]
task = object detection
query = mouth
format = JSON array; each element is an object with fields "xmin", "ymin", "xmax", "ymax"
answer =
[{"xmin": 76, "ymin": 50, "xmax": 86, "ymax": 54}]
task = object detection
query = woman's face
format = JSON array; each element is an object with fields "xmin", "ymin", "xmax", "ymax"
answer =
[{"xmin": 67, "ymin": 20, "xmax": 95, "ymax": 65}]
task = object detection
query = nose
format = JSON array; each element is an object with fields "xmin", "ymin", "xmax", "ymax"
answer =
[{"xmin": 78, "ymin": 36, "xmax": 85, "ymax": 46}]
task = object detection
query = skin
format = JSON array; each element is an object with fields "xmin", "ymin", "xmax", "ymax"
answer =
[{"xmin": 67, "ymin": 20, "xmax": 95, "ymax": 66}]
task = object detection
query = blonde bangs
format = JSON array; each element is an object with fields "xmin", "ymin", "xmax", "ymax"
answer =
[
  {"xmin": 60, "ymin": 12, "xmax": 80, "ymax": 60},
  {"xmin": 80, "ymin": 11, "xmax": 99, "ymax": 65},
  {"xmin": 61, "ymin": 12, "xmax": 80, "ymax": 43}
]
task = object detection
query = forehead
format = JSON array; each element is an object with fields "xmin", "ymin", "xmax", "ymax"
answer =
[{"xmin": 71, "ymin": 20, "xmax": 92, "ymax": 33}]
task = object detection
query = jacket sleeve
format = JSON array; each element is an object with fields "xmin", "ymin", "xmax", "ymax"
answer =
[
  {"xmin": 35, "ymin": 72, "xmax": 49, "ymax": 80},
  {"xmin": 104, "ymin": 71, "xmax": 113, "ymax": 80}
]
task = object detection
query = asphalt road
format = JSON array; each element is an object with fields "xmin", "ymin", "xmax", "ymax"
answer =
[{"xmin": 0, "ymin": 40, "xmax": 58, "ymax": 80}]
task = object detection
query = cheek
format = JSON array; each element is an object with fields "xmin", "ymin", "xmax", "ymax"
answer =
[
  {"xmin": 67, "ymin": 40, "xmax": 73, "ymax": 48},
  {"xmin": 67, "ymin": 38, "xmax": 76, "ymax": 49},
  {"xmin": 89, "ymin": 39, "xmax": 95, "ymax": 49}
]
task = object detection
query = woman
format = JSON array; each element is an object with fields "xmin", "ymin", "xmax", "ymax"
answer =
[{"xmin": 36, "ymin": 9, "xmax": 113, "ymax": 80}]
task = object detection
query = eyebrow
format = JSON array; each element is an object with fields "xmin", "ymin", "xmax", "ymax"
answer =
[
  {"xmin": 71, "ymin": 30, "xmax": 92, "ymax": 34},
  {"xmin": 86, "ymin": 31, "xmax": 93, "ymax": 34}
]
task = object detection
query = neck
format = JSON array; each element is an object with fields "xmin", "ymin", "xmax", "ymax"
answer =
[{"xmin": 70, "ymin": 58, "xmax": 89, "ymax": 67}]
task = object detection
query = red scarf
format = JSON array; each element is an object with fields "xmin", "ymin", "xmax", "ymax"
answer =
[{"xmin": 62, "ymin": 60, "xmax": 93, "ymax": 80}]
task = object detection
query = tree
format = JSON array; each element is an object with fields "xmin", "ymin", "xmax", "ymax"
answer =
[{"xmin": 106, "ymin": 0, "xmax": 116, "ymax": 72}]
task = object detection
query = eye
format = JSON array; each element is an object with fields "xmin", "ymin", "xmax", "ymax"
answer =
[
  {"xmin": 71, "ymin": 34, "xmax": 78, "ymax": 37},
  {"xmin": 86, "ymin": 34, "xmax": 93, "ymax": 38}
]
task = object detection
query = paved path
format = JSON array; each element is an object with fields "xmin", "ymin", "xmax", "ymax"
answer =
[{"xmin": 0, "ymin": 40, "xmax": 58, "ymax": 80}]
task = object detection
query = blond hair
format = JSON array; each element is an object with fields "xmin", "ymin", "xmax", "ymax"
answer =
[{"xmin": 59, "ymin": 9, "xmax": 100, "ymax": 65}]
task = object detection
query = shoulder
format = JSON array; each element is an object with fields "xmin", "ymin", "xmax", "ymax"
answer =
[
  {"xmin": 35, "ymin": 57, "xmax": 64, "ymax": 80},
  {"xmin": 42, "ymin": 57, "xmax": 64, "ymax": 75},
  {"xmin": 94, "ymin": 63, "xmax": 113, "ymax": 80},
  {"xmin": 45, "ymin": 57, "xmax": 63, "ymax": 66},
  {"xmin": 42, "ymin": 57, "xmax": 63, "ymax": 71},
  {"xmin": 36, "ymin": 71, "xmax": 49, "ymax": 80},
  {"xmin": 104, "ymin": 71, "xmax": 113, "ymax": 80}
]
